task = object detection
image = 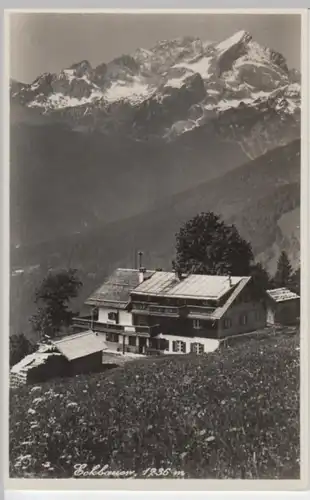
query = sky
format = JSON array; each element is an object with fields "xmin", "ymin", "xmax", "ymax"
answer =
[{"xmin": 9, "ymin": 12, "xmax": 301, "ymax": 83}]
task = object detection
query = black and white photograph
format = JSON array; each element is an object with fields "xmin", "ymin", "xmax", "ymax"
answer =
[{"xmin": 4, "ymin": 8, "xmax": 307, "ymax": 485}]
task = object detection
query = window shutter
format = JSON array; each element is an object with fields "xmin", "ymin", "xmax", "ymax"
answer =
[
  {"xmin": 172, "ymin": 341, "xmax": 177, "ymax": 352},
  {"xmin": 160, "ymin": 339, "xmax": 169, "ymax": 351}
]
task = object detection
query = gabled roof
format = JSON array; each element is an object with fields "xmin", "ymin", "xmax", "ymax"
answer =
[
  {"xmin": 212, "ymin": 276, "xmax": 252, "ymax": 319},
  {"xmin": 85, "ymin": 268, "xmax": 155, "ymax": 308},
  {"xmin": 266, "ymin": 287, "xmax": 299, "ymax": 303},
  {"xmin": 52, "ymin": 330, "xmax": 107, "ymax": 361},
  {"xmin": 132, "ymin": 271, "xmax": 245, "ymax": 300}
]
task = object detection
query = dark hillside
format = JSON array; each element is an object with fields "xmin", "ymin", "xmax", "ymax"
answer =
[{"xmin": 10, "ymin": 140, "xmax": 300, "ymax": 338}]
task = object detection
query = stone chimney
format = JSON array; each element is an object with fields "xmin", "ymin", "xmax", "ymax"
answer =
[
  {"xmin": 138, "ymin": 251, "xmax": 146, "ymax": 283},
  {"xmin": 139, "ymin": 267, "xmax": 146, "ymax": 284}
]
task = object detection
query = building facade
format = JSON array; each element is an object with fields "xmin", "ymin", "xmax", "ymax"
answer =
[{"xmin": 74, "ymin": 268, "xmax": 267, "ymax": 355}]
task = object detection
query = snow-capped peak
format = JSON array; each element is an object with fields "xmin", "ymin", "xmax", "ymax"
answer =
[
  {"xmin": 11, "ymin": 29, "xmax": 300, "ymax": 136},
  {"xmin": 216, "ymin": 30, "xmax": 252, "ymax": 53}
]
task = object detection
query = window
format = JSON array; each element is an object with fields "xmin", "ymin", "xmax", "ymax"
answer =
[
  {"xmin": 106, "ymin": 332, "xmax": 119, "ymax": 343},
  {"xmin": 128, "ymin": 336, "xmax": 137, "ymax": 347},
  {"xmin": 240, "ymin": 314, "xmax": 248, "ymax": 326},
  {"xmin": 223, "ymin": 318, "xmax": 232, "ymax": 329},
  {"xmin": 172, "ymin": 340, "xmax": 186, "ymax": 353},
  {"xmin": 255, "ymin": 310, "xmax": 262, "ymax": 321},
  {"xmin": 191, "ymin": 342, "xmax": 204, "ymax": 354},
  {"xmin": 108, "ymin": 311, "xmax": 119, "ymax": 323},
  {"xmin": 193, "ymin": 319, "xmax": 201, "ymax": 329}
]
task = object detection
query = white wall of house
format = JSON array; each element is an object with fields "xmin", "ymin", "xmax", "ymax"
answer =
[
  {"xmin": 158, "ymin": 334, "xmax": 219, "ymax": 355},
  {"xmin": 98, "ymin": 307, "xmax": 133, "ymax": 326},
  {"xmin": 98, "ymin": 332, "xmax": 149, "ymax": 352}
]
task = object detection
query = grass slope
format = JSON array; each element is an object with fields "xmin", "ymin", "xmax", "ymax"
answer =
[{"xmin": 10, "ymin": 328, "xmax": 300, "ymax": 479}]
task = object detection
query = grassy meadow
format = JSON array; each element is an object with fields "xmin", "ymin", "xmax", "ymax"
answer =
[{"xmin": 9, "ymin": 327, "xmax": 299, "ymax": 479}]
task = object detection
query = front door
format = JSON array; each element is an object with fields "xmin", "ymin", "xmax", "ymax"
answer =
[{"xmin": 138, "ymin": 337, "xmax": 147, "ymax": 354}]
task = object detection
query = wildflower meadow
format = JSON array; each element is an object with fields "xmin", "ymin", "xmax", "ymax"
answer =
[{"xmin": 9, "ymin": 328, "xmax": 300, "ymax": 479}]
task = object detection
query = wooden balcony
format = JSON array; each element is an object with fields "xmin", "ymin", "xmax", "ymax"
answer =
[
  {"xmin": 187, "ymin": 305, "xmax": 216, "ymax": 319},
  {"xmin": 73, "ymin": 317, "xmax": 161, "ymax": 337},
  {"xmin": 131, "ymin": 302, "xmax": 186, "ymax": 317}
]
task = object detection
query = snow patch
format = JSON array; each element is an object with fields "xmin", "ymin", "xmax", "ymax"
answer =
[
  {"xmin": 216, "ymin": 30, "xmax": 250, "ymax": 53},
  {"xmin": 234, "ymin": 59, "xmax": 274, "ymax": 71},
  {"xmin": 216, "ymin": 97, "xmax": 253, "ymax": 111},
  {"xmin": 62, "ymin": 69, "xmax": 75, "ymax": 83},
  {"xmin": 30, "ymin": 81, "xmax": 41, "ymax": 91},
  {"xmin": 28, "ymin": 89, "xmax": 104, "ymax": 110},
  {"xmin": 207, "ymin": 89, "xmax": 220, "ymax": 95},
  {"xmin": 104, "ymin": 78, "xmax": 154, "ymax": 104},
  {"xmin": 164, "ymin": 71, "xmax": 192, "ymax": 89},
  {"xmin": 174, "ymin": 56, "xmax": 212, "ymax": 79}
]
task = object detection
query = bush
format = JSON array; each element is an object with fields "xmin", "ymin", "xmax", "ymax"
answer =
[{"xmin": 10, "ymin": 333, "xmax": 35, "ymax": 368}]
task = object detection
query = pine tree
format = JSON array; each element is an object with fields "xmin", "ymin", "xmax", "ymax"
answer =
[
  {"xmin": 273, "ymin": 251, "xmax": 293, "ymax": 288},
  {"xmin": 289, "ymin": 266, "xmax": 300, "ymax": 294}
]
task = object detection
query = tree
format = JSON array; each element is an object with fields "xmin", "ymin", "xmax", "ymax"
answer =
[
  {"xmin": 273, "ymin": 251, "xmax": 293, "ymax": 288},
  {"xmin": 10, "ymin": 333, "xmax": 35, "ymax": 368},
  {"xmin": 30, "ymin": 268, "xmax": 82, "ymax": 340},
  {"xmin": 289, "ymin": 266, "xmax": 300, "ymax": 295},
  {"xmin": 175, "ymin": 212, "xmax": 254, "ymax": 276},
  {"xmin": 249, "ymin": 262, "xmax": 272, "ymax": 299}
]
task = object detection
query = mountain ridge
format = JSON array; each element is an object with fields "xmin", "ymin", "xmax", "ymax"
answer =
[{"xmin": 11, "ymin": 30, "xmax": 300, "ymax": 157}]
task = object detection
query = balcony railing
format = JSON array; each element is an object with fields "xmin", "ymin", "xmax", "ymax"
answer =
[
  {"xmin": 73, "ymin": 317, "xmax": 160, "ymax": 337},
  {"xmin": 131, "ymin": 302, "xmax": 185, "ymax": 317},
  {"xmin": 187, "ymin": 305, "xmax": 216, "ymax": 318}
]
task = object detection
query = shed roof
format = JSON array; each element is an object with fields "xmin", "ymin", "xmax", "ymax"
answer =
[
  {"xmin": 85, "ymin": 268, "xmax": 154, "ymax": 308},
  {"xmin": 10, "ymin": 351, "xmax": 63, "ymax": 374},
  {"xmin": 132, "ymin": 271, "xmax": 245, "ymax": 300},
  {"xmin": 266, "ymin": 287, "xmax": 300, "ymax": 303},
  {"xmin": 52, "ymin": 330, "xmax": 107, "ymax": 361}
]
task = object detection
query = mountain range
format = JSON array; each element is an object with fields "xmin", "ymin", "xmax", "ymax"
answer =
[{"xmin": 10, "ymin": 30, "xmax": 300, "ymax": 339}]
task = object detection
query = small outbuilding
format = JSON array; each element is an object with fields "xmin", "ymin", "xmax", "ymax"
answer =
[
  {"xmin": 266, "ymin": 287, "xmax": 300, "ymax": 326},
  {"xmin": 53, "ymin": 330, "xmax": 108, "ymax": 375},
  {"xmin": 10, "ymin": 346, "xmax": 68, "ymax": 388},
  {"xmin": 10, "ymin": 330, "xmax": 108, "ymax": 388}
]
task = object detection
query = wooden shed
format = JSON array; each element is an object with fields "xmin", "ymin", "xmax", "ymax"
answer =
[
  {"xmin": 266, "ymin": 288, "xmax": 300, "ymax": 326},
  {"xmin": 10, "ymin": 347, "xmax": 68, "ymax": 388},
  {"xmin": 53, "ymin": 330, "xmax": 108, "ymax": 375}
]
